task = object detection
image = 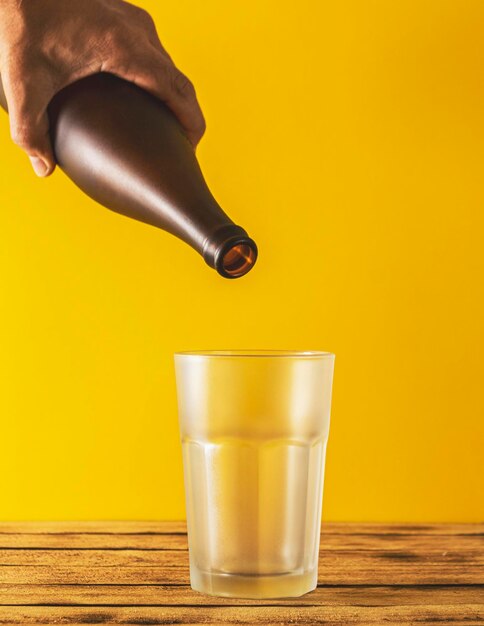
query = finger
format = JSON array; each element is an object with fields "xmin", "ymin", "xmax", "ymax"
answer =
[
  {"xmin": 3, "ymin": 75, "xmax": 56, "ymax": 176},
  {"xmin": 168, "ymin": 69, "xmax": 206, "ymax": 147},
  {"xmin": 111, "ymin": 57, "xmax": 206, "ymax": 147},
  {"xmin": 139, "ymin": 66, "xmax": 206, "ymax": 147}
]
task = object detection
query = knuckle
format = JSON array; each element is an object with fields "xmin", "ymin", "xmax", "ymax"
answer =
[
  {"xmin": 101, "ymin": 24, "xmax": 124, "ymax": 51},
  {"xmin": 137, "ymin": 7, "xmax": 156, "ymax": 28},
  {"xmin": 94, "ymin": 13, "xmax": 128, "ymax": 53},
  {"xmin": 172, "ymin": 69, "xmax": 196, "ymax": 98}
]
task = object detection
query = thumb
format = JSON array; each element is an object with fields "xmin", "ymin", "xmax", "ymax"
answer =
[
  {"xmin": 4, "ymin": 77, "xmax": 56, "ymax": 177},
  {"xmin": 9, "ymin": 112, "xmax": 55, "ymax": 177},
  {"xmin": 14, "ymin": 112, "xmax": 55, "ymax": 177},
  {"xmin": 28, "ymin": 154, "xmax": 50, "ymax": 177}
]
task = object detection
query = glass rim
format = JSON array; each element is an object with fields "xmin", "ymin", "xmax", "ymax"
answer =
[{"xmin": 174, "ymin": 350, "xmax": 335, "ymax": 359}]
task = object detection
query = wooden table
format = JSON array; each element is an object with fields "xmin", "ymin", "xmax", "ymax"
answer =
[{"xmin": 0, "ymin": 522, "xmax": 482, "ymax": 624}]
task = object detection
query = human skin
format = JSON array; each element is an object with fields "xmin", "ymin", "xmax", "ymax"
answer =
[{"xmin": 0, "ymin": 0, "xmax": 205, "ymax": 177}]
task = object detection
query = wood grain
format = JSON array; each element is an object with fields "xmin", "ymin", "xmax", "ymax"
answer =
[
  {"xmin": 0, "ymin": 564, "xmax": 481, "ymax": 586},
  {"xmin": 0, "ymin": 531, "xmax": 482, "ymax": 551},
  {"xmin": 0, "ymin": 583, "xmax": 482, "ymax": 607},
  {"xmin": 0, "ymin": 605, "xmax": 482, "ymax": 625},
  {"xmin": 0, "ymin": 522, "xmax": 482, "ymax": 625},
  {"xmin": 1, "ymin": 547, "xmax": 482, "ymax": 569}
]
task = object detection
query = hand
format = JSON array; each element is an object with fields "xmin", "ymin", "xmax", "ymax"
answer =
[{"xmin": 0, "ymin": 0, "xmax": 205, "ymax": 177}]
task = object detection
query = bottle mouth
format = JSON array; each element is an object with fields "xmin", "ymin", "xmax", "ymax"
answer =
[
  {"xmin": 222, "ymin": 243, "xmax": 257, "ymax": 277},
  {"xmin": 203, "ymin": 226, "xmax": 258, "ymax": 279},
  {"xmin": 215, "ymin": 238, "xmax": 258, "ymax": 279}
]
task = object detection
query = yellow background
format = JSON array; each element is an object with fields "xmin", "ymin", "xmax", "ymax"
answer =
[{"xmin": 0, "ymin": 0, "xmax": 483, "ymax": 522}]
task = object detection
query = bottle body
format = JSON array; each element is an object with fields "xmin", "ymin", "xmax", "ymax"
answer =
[{"xmin": 0, "ymin": 72, "xmax": 257, "ymax": 278}]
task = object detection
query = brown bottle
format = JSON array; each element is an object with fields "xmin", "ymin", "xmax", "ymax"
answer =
[{"xmin": 0, "ymin": 72, "xmax": 257, "ymax": 278}]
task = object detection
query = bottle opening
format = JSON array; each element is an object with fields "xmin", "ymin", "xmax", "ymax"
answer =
[{"xmin": 222, "ymin": 243, "xmax": 257, "ymax": 278}]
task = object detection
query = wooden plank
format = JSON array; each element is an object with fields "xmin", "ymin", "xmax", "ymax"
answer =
[
  {"xmin": 0, "ymin": 521, "xmax": 482, "ymax": 535},
  {"xmin": 0, "ymin": 523, "xmax": 481, "ymax": 625},
  {"xmin": 0, "ymin": 583, "xmax": 482, "ymax": 607},
  {"xmin": 0, "ymin": 522, "xmax": 187, "ymax": 535},
  {"xmin": 0, "ymin": 547, "xmax": 483, "ymax": 570},
  {"xmin": 0, "ymin": 558, "xmax": 481, "ymax": 585},
  {"xmin": 0, "ymin": 532, "xmax": 482, "ymax": 552},
  {"xmin": 0, "ymin": 548, "xmax": 184, "ymax": 567},
  {"xmin": 0, "ymin": 566, "xmax": 192, "ymax": 586},
  {"xmin": 0, "ymin": 604, "xmax": 482, "ymax": 625},
  {"xmin": 0, "ymin": 534, "xmax": 188, "ymax": 550}
]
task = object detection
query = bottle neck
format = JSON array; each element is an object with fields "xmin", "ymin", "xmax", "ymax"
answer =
[{"xmin": 202, "ymin": 224, "xmax": 258, "ymax": 278}]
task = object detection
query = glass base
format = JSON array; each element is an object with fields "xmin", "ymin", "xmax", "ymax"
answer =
[{"xmin": 190, "ymin": 566, "xmax": 318, "ymax": 599}]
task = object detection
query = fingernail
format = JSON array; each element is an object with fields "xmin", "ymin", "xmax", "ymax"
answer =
[{"xmin": 29, "ymin": 156, "xmax": 49, "ymax": 177}]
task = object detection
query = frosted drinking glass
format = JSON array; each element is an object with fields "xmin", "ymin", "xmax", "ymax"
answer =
[{"xmin": 174, "ymin": 350, "xmax": 335, "ymax": 598}]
